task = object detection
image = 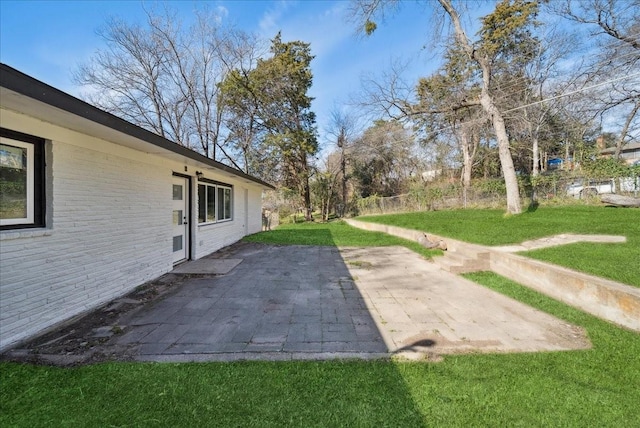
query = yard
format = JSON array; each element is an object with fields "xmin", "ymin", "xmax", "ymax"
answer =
[
  {"xmin": 355, "ymin": 205, "xmax": 640, "ymax": 287},
  {"xmin": 2, "ymin": 206, "xmax": 639, "ymax": 426}
]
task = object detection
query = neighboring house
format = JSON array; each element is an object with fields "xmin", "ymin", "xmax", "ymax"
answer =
[
  {"xmin": 0, "ymin": 64, "xmax": 274, "ymax": 351},
  {"xmin": 600, "ymin": 142, "xmax": 640, "ymax": 165}
]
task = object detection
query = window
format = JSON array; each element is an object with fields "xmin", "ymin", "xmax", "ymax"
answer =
[
  {"xmin": 218, "ymin": 186, "xmax": 232, "ymax": 221},
  {"xmin": 198, "ymin": 181, "xmax": 232, "ymax": 224},
  {"xmin": 0, "ymin": 129, "xmax": 45, "ymax": 229}
]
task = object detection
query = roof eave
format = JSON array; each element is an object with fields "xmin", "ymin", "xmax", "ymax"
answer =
[{"xmin": 0, "ymin": 63, "xmax": 275, "ymax": 190}]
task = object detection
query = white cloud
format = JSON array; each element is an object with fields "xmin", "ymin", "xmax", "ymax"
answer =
[
  {"xmin": 258, "ymin": 0, "xmax": 293, "ymax": 35},
  {"xmin": 216, "ymin": 5, "xmax": 229, "ymax": 19},
  {"xmin": 278, "ymin": 2, "xmax": 351, "ymax": 58}
]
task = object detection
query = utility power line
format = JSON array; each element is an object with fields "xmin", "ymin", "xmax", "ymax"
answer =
[
  {"xmin": 353, "ymin": 70, "xmax": 640, "ymax": 148},
  {"xmin": 503, "ymin": 72, "xmax": 640, "ymax": 114}
]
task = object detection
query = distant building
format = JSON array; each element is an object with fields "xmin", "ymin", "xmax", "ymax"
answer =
[{"xmin": 600, "ymin": 142, "xmax": 640, "ymax": 165}]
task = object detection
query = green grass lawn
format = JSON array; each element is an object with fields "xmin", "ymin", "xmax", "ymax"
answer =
[
  {"xmin": 358, "ymin": 206, "xmax": 640, "ymax": 286},
  {"xmin": 244, "ymin": 220, "xmax": 442, "ymax": 259},
  {"xmin": 3, "ymin": 208, "xmax": 639, "ymax": 426},
  {"xmin": 3, "ymin": 273, "xmax": 639, "ymax": 426}
]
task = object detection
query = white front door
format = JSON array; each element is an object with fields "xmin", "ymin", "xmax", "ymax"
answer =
[{"xmin": 172, "ymin": 176, "xmax": 189, "ymax": 264}]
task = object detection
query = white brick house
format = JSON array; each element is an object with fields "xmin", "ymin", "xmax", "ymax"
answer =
[{"xmin": 0, "ymin": 64, "xmax": 274, "ymax": 351}]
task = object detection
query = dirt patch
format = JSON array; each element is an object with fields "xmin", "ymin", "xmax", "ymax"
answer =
[
  {"xmin": 1, "ymin": 273, "xmax": 189, "ymax": 366},
  {"xmin": 1, "ymin": 241, "xmax": 264, "ymax": 366}
]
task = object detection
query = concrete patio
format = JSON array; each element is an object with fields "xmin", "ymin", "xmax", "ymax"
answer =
[{"xmin": 107, "ymin": 242, "xmax": 589, "ymax": 362}]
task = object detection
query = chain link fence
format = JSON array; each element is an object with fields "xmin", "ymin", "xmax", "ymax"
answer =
[
  {"xmin": 354, "ymin": 174, "xmax": 640, "ymax": 216},
  {"xmin": 260, "ymin": 174, "xmax": 639, "ymax": 221}
]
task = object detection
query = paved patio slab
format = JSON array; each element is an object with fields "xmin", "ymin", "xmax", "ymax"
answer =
[
  {"xmin": 493, "ymin": 234, "xmax": 626, "ymax": 252},
  {"xmin": 341, "ymin": 247, "xmax": 589, "ymax": 358},
  {"xmin": 109, "ymin": 243, "xmax": 589, "ymax": 362}
]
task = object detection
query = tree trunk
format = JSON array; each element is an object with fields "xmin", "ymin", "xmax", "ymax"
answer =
[
  {"xmin": 615, "ymin": 101, "xmax": 639, "ymax": 158},
  {"xmin": 525, "ymin": 99, "xmax": 544, "ymax": 178},
  {"xmin": 531, "ymin": 125, "xmax": 540, "ymax": 203},
  {"xmin": 462, "ymin": 143, "xmax": 472, "ymax": 208},
  {"xmin": 479, "ymin": 84, "xmax": 522, "ymax": 214},
  {"xmin": 324, "ymin": 184, "xmax": 333, "ymax": 221},
  {"xmin": 439, "ymin": 0, "xmax": 522, "ymax": 214},
  {"xmin": 341, "ymin": 148, "xmax": 347, "ymax": 217},
  {"xmin": 304, "ymin": 178, "xmax": 313, "ymax": 221},
  {"xmin": 300, "ymin": 158, "xmax": 313, "ymax": 222},
  {"xmin": 459, "ymin": 125, "xmax": 475, "ymax": 208},
  {"xmin": 532, "ymin": 134, "xmax": 540, "ymax": 176}
]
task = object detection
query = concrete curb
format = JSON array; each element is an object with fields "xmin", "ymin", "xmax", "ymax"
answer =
[
  {"xmin": 345, "ymin": 218, "xmax": 640, "ymax": 332},
  {"xmin": 134, "ymin": 352, "xmax": 392, "ymax": 363}
]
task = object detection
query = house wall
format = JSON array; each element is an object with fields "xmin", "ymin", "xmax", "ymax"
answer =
[
  {"xmin": 620, "ymin": 148, "xmax": 640, "ymax": 164},
  {"xmin": 0, "ymin": 108, "xmax": 265, "ymax": 351},
  {"xmin": 194, "ymin": 185, "xmax": 263, "ymax": 258}
]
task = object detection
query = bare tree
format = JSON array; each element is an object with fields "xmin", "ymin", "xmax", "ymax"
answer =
[
  {"xmin": 555, "ymin": 0, "xmax": 640, "ymax": 51},
  {"xmin": 414, "ymin": 39, "xmax": 489, "ymax": 206},
  {"xmin": 355, "ymin": 59, "xmax": 418, "ymax": 121},
  {"xmin": 324, "ymin": 107, "xmax": 362, "ymax": 216},
  {"xmin": 311, "ymin": 157, "xmax": 341, "ymax": 221},
  {"xmin": 494, "ymin": 24, "xmax": 581, "ymax": 193},
  {"xmin": 74, "ymin": 5, "xmax": 262, "ymax": 163},
  {"xmin": 348, "ymin": 120, "xmax": 420, "ymax": 198},
  {"xmin": 350, "ymin": 0, "xmax": 542, "ymax": 214},
  {"xmin": 552, "ymin": 0, "xmax": 640, "ymax": 157}
]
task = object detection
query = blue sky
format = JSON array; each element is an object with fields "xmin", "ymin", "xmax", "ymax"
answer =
[{"xmin": 0, "ymin": 0, "xmax": 449, "ymax": 148}]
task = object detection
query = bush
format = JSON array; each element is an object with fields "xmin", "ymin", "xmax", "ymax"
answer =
[{"xmin": 471, "ymin": 178, "xmax": 506, "ymax": 198}]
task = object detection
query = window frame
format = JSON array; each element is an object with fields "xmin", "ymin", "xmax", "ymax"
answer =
[
  {"xmin": 217, "ymin": 185, "xmax": 232, "ymax": 221},
  {"xmin": 197, "ymin": 179, "xmax": 233, "ymax": 225},
  {"xmin": 0, "ymin": 128, "xmax": 45, "ymax": 230}
]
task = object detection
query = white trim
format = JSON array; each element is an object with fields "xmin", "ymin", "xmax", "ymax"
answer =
[
  {"xmin": 0, "ymin": 228, "xmax": 52, "ymax": 241},
  {"xmin": 197, "ymin": 181, "xmax": 233, "ymax": 225},
  {"xmin": 172, "ymin": 176, "xmax": 189, "ymax": 264},
  {"xmin": 0, "ymin": 136, "xmax": 34, "ymax": 226}
]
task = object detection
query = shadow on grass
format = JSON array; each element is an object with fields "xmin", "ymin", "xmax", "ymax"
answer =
[
  {"xmin": 0, "ymin": 360, "xmax": 427, "ymax": 427},
  {"xmin": 527, "ymin": 201, "xmax": 539, "ymax": 212},
  {"xmin": 0, "ymin": 237, "xmax": 428, "ymax": 427}
]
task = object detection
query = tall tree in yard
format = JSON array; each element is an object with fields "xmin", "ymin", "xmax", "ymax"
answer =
[
  {"xmin": 352, "ymin": 0, "xmax": 541, "ymax": 214},
  {"xmin": 325, "ymin": 108, "xmax": 359, "ymax": 217},
  {"xmin": 349, "ymin": 120, "xmax": 417, "ymax": 198},
  {"xmin": 221, "ymin": 33, "xmax": 318, "ymax": 220},
  {"xmin": 415, "ymin": 45, "xmax": 486, "ymax": 207},
  {"xmin": 74, "ymin": 6, "xmax": 262, "ymax": 163},
  {"xmin": 489, "ymin": 23, "xmax": 575, "ymax": 201}
]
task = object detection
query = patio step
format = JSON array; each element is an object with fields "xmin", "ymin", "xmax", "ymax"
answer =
[
  {"xmin": 433, "ymin": 247, "xmax": 490, "ymax": 274},
  {"xmin": 345, "ymin": 218, "xmax": 640, "ymax": 332}
]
